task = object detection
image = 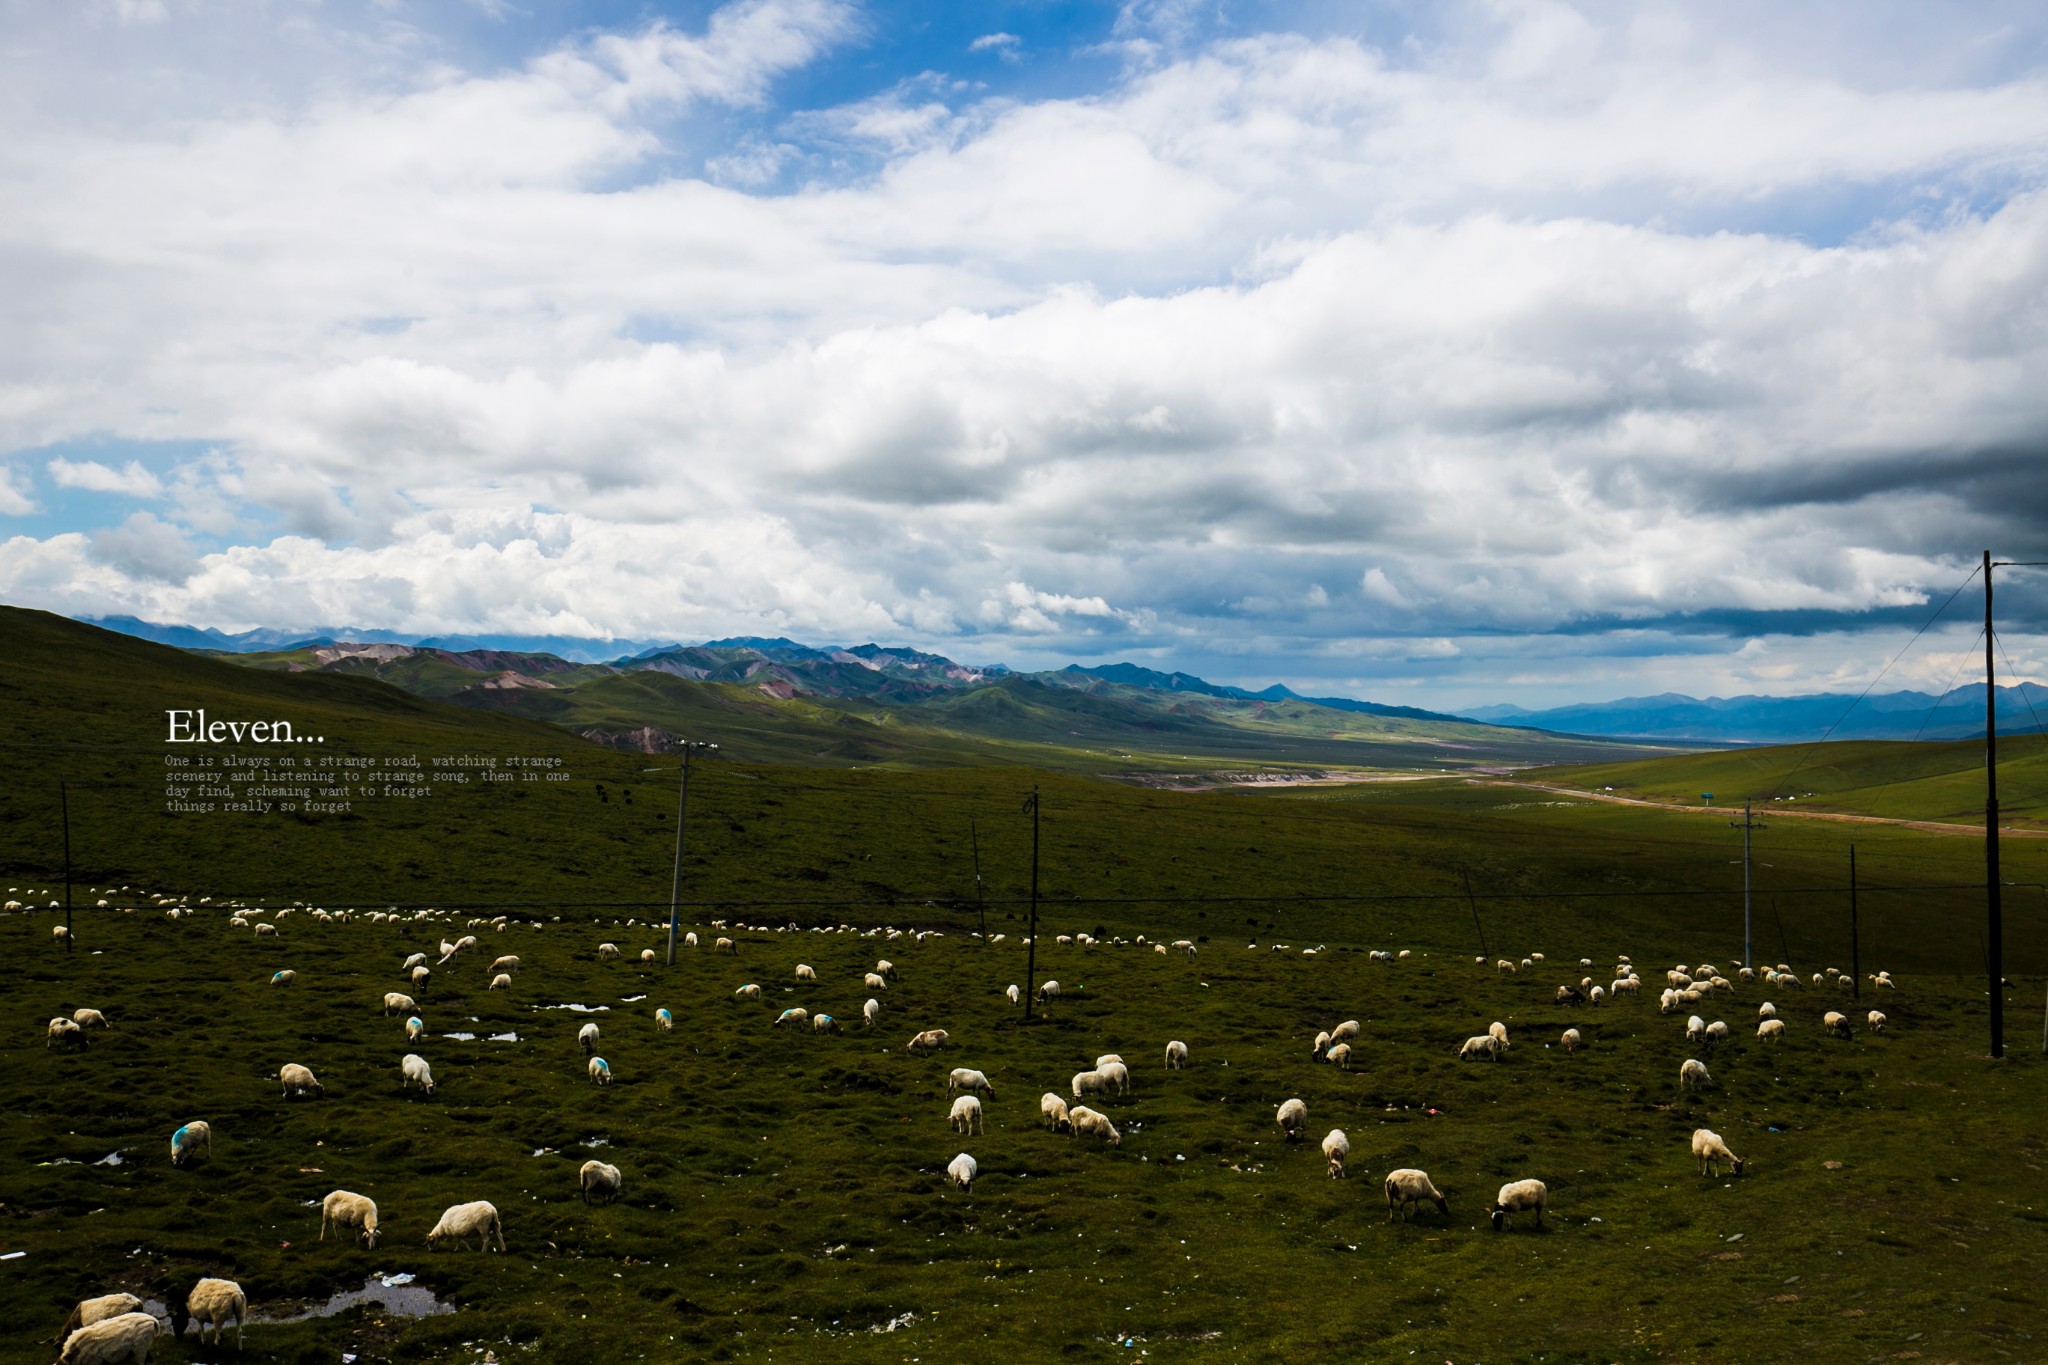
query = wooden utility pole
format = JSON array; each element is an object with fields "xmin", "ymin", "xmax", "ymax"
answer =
[
  {"xmin": 1985, "ymin": 550, "xmax": 2003, "ymax": 1058},
  {"xmin": 1022, "ymin": 788, "xmax": 1040, "ymax": 1021}
]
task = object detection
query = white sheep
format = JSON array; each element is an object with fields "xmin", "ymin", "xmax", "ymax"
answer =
[
  {"xmin": 774, "ymin": 1007, "xmax": 809, "ymax": 1027},
  {"xmin": 321, "ymin": 1189, "xmax": 381, "ymax": 1247},
  {"xmin": 1094, "ymin": 1054, "xmax": 1123, "ymax": 1068},
  {"xmin": 47, "ymin": 1017, "xmax": 85, "ymax": 1049},
  {"xmin": 1488, "ymin": 1021, "xmax": 1509, "ymax": 1049},
  {"xmin": 1072, "ymin": 1069, "xmax": 1109, "ymax": 1100},
  {"xmin": 179, "ymin": 1277, "xmax": 246, "ymax": 1348},
  {"xmin": 269, "ymin": 968, "xmax": 296, "ymax": 987},
  {"xmin": 1756, "ymin": 1018, "xmax": 1785, "ymax": 1042},
  {"xmin": 589, "ymin": 1056, "xmax": 612, "ymax": 1085},
  {"xmin": 907, "ymin": 1028, "xmax": 949, "ymax": 1055},
  {"xmin": 488, "ymin": 955, "xmax": 520, "ymax": 976},
  {"xmin": 733, "ymin": 984, "xmax": 763, "ymax": 1001},
  {"xmin": 427, "ymin": 1200, "xmax": 505, "ymax": 1251},
  {"xmin": 948, "ymin": 1068, "xmax": 996, "ymax": 1098},
  {"xmin": 795, "ymin": 964, "xmax": 817, "ymax": 982},
  {"xmin": 279, "ymin": 1062, "xmax": 324, "ymax": 1099},
  {"xmin": 655, "ymin": 1007, "xmax": 673, "ymax": 1032},
  {"xmin": 1330, "ymin": 1020, "xmax": 1360, "ymax": 1045},
  {"xmin": 1489, "ymin": 1178, "xmax": 1547, "ymax": 1231},
  {"xmin": 1458, "ymin": 1035, "xmax": 1500, "ymax": 1061},
  {"xmin": 640, "ymin": 948, "xmax": 656, "ymax": 964},
  {"xmin": 1692, "ymin": 1128, "xmax": 1744, "ymax": 1177},
  {"xmin": 57, "ymin": 1310, "xmax": 161, "ymax": 1365},
  {"xmin": 1685, "ymin": 1014, "xmax": 1706, "ymax": 1043},
  {"xmin": 947, "ymin": 1152, "xmax": 978, "ymax": 1188},
  {"xmin": 1824, "ymin": 1010, "xmax": 1854, "ymax": 1039},
  {"xmin": 1276, "ymin": 1097, "xmax": 1308, "ymax": 1140},
  {"xmin": 1560, "ymin": 1028, "xmax": 1582, "ymax": 1053},
  {"xmin": 170, "ymin": 1121, "xmax": 211, "ymax": 1167},
  {"xmin": 55, "ymin": 1293, "xmax": 144, "ymax": 1342},
  {"xmin": 1325, "ymin": 1042, "xmax": 1353, "ymax": 1070},
  {"xmin": 383, "ymin": 992, "xmax": 414, "ymax": 1016},
  {"xmin": 1006, "ymin": 984, "xmax": 1021, "ymax": 1006},
  {"xmin": 714, "ymin": 937, "xmax": 737, "ymax": 955},
  {"xmin": 1311, "ymin": 1030, "xmax": 1332, "ymax": 1058},
  {"xmin": 1703, "ymin": 1020, "xmax": 1730, "ymax": 1049},
  {"xmin": 1872, "ymin": 970, "xmax": 1897, "ymax": 989},
  {"xmin": 597, "ymin": 942, "xmax": 621, "ymax": 960},
  {"xmin": 1041, "ymin": 1092, "xmax": 1072, "ymax": 1131},
  {"xmin": 813, "ymin": 1013, "xmax": 842, "ymax": 1035},
  {"xmin": 578, "ymin": 1021, "xmax": 601, "ymax": 1054},
  {"xmin": 411, "ymin": 965, "xmax": 431, "ymax": 992},
  {"xmin": 1758, "ymin": 1001, "xmax": 1777, "ymax": 1019},
  {"xmin": 487, "ymin": 972, "xmax": 512, "ymax": 992},
  {"xmin": 1384, "ymin": 1168, "xmax": 1448, "ymax": 1222},
  {"xmin": 1679, "ymin": 1058, "xmax": 1713, "ymax": 1091},
  {"xmin": 876, "ymin": 959, "xmax": 897, "ymax": 979},
  {"xmin": 1034, "ymin": 980, "xmax": 1061, "ymax": 1004},
  {"xmin": 580, "ymin": 1159, "xmax": 622, "ymax": 1205},
  {"xmin": 1321, "ymin": 1129, "xmax": 1350, "ymax": 1179},
  {"xmin": 1867, "ymin": 1010, "xmax": 1887, "ymax": 1033},
  {"xmin": 401, "ymin": 1053, "xmax": 436, "ymax": 1095},
  {"xmin": 684, "ymin": 932, "xmax": 699, "ymax": 948},
  {"xmin": 1095, "ymin": 1060, "xmax": 1131, "ymax": 1095},
  {"xmin": 1165, "ymin": 1039, "xmax": 1188, "ymax": 1069},
  {"xmin": 1588, "ymin": 986, "xmax": 1605, "ymax": 1006},
  {"xmin": 949, "ymin": 1094, "xmax": 984, "ymax": 1135},
  {"xmin": 863, "ymin": 971, "xmax": 889, "ymax": 992},
  {"xmin": 406, "ymin": 1016, "xmax": 425, "ymax": 1044},
  {"xmin": 254, "ymin": 922, "xmax": 278, "ymax": 937},
  {"xmin": 1069, "ymin": 1105, "xmax": 1121, "ymax": 1145},
  {"xmin": 863, "ymin": 998, "xmax": 883, "ymax": 1027}
]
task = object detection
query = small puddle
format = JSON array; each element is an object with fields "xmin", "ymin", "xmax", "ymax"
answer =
[{"xmin": 248, "ymin": 1274, "xmax": 457, "ymax": 1323}]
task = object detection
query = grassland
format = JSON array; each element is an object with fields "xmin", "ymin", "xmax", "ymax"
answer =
[{"xmin": 5, "ymin": 607, "xmax": 2048, "ymax": 1362}]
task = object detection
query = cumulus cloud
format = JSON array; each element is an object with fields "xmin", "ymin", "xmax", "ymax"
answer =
[{"xmin": 47, "ymin": 457, "xmax": 164, "ymax": 497}]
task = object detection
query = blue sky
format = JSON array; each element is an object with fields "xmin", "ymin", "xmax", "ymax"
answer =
[{"xmin": 2, "ymin": 0, "xmax": 2046, "ymax": 707}]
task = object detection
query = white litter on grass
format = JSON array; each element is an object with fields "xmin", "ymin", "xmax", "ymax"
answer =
[
  {"xmin": 621, "ymin": 995, "xmax": 647, "ymax": 1003},
  {"xmin": 538, "ymin": 1004, "xmax": 610, "ymax": 1013},
  {"xmin": 443, "ymin": 1032, "xmax": 478, "ymax": 1041},
  {"xmin": 94, "ymin": 1151, "xmax": 125, "ymax": 1166},
  {"xmin": 487, "ymin": 1032, "xmax": 519, "ymax": 1042}
]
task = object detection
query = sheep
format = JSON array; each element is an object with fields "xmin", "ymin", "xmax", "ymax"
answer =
[
  {"xmin": 1006, "ymin": 984, "xmax": 1021, "ymax": 1006},
  {"xmin": 876, "ymin": 959, "xmax": 897, "ymax": 980},
  {"xmin": 684, "ymin": 931, "xmax": 699, "ymax": 948},
  {"xmin": 1555, "ymin": 984, "xmax": 1585, "ymax": 1006},
  {"xmin": 1757, "ymin": 1018, "xmax": 1785, "ymax": 1042},
  {"xmin": 733, "ymin": 984, "xmax": 763, "ymax": 1001},
  {"xmin": 580, "ymin": 1159, "xmax": 622, "ymax": 1205},
  {"xmin": 1588, "ymin": 986, "xmax": 1605, "ymax": 1006},
  {"xmin": 411, "ymin": 965, "xmax": 431, "ymax": 992},
  {"xmin": 1276, "ymin": 1097, "xmax": 1308, "ymax": 1140},
  {"xmin": 1069, "ymin": 1105, "xmax": 1121, "ymax": 1146},
  {"xmin": 487, "ymin": 972, "xmax": 512, "ymax": 992},
  {"xmin": 794, "ymin": 964, "xmax": 817, "ymax": 982},
  {"xmin": 176, "ymin": 1277, "xmax": 246, "ymax": 1348},
  {"xmin": 1611, "ymin": 977, "xmax": 1639, "ymax": 996},
  {"xmin": 427, "ymin": 1200, "xmax": 505, "ymax": 1251},
  {"xmin": 1041, "ymin": 1092, "xmax": 1073, "ymax": 1132},
  {"xmin": 1824, "ymin": 1010, "xmax": 1854, "ymax": 1039},
  {"xmin": 1311, "ymin": 1030, "xmax": 1332, "ymax": 1058},
  {"xmin": 949, "ymin": 1094, "xmax": 984, "ymax": 1135},
  {"xmin": 944, "ymin": 1068, "xmax": 995, "ymax": 1099},
  {"xmin": 1384, "ymin": 1168, "xmax": 1449, "ymax": 1222},
  {"xmin": 655, "ymin": 1007, "xmax": 673, "ymax": 1032},
  {"xmin": 640, "ymin": 948, "xmax": 656, "ymax": 964},
  {"xmin": 1685, "ymin": 1014, "xmax": 1706, "ymax": 1043},
  {"xmin": 1867, "ymin": 1010, "xmax": 1887, "ymax": 1033},
  {"xmin": 1072, "ymin": 1069, "xmax": 1109, "ymax": 1100},
  {"xmin": 254, "ymin": 922, "xmax": 278, "ymax": 937},
  {"xmin": 863, "ymin": 998, "xmax": 883, "ymax": 1027},
  {"xmin": 773, "ymin": 1007, "xmax": 809, "ymax": 1027},
  {"xmin": 56, "ymin": 1310, "xmax": 160, "ymax": 1365},
  {"xmin": 1034, "ymin": 980, "xmax": 1061, "ymax": 1004},
  {"xmin": 1325, "ymin": 1042, "xmax": 1353, "ymax": 1070},
  {"xmin": 1165, "ymin": 1039, "xmax": 1188, "ymax": 1069},
  {"xmin": 47, "ymin": 1017, "xmax": 85, "ymax": 1049},
  {"xmin": 907, "ymin": 1029, "xmax": 949, "ymax": 1055},
  {"xmin": 1758, "ymin": 1001, "xmax": 1777, "ymax": 1019},
  {"xmin": 864, "ymin": 972, "xmax": 889, "ymax": 992},
  {"xmin": 488, "ymin": 955, "xmax": 520, "ymax": 976},
  {"xmin": 170, "ymin": 1121, "xmax": 211, "ymax": 1167},
  {"xmin": 589, "ymin": 1056, "xmax": 613, "ymax": 1085},
  {"xmin": 1692, "ymin": 1128, "xmax": 1744, "ymax": 1177},
  {"xmin": 1679, "ymin": 1058, "xmax": 1713, "ymax": 1091},
  {"xmin": 1703, "ymin": 1020, "xmax": 1730, "ymax": 1050},
  {"xmin": 1872, "ymin": 970, "xmax": 1897, "ymax": 989},
  {"xmin": 1094, "ymin": 1054, "xmax": 1124, "ymax": 1067},
  {"xmin": 813, "ymin": 1013, "xmax": 842, "ymax": 1035},
  {"xmin": 947, "ymin": 1152, "xmax": 978, "ymax": 1188},
  {"xmin": 1489, "ymin": 1178, "xmax": 1547, "ymax": 1231},
  {"xmin": 279, "ymin": 1062, "xmax": 324, "ymax": 1099},
  {"xmin": 1330, "ymin": 1020, "xmax": 1360, "ymax": 1045},
  {"xmin": 382, "ymin": 992, "xmax": 415, "ymax": 1016},
  {"xmin": 406, "ymin": 1015, "xmax": 425, "ymax": 1044},
  {"xmin": 1322, "ymin": 1129, "xmax": 1350, "ymax": 1179},
  {"xmin": 1458, "ymin": 1035, "xmax": 1500, "ymax": 1061},
  {"xmin": 597, "ymin": 942, "xmax": 621, "ymax": 960},
  {"xmin": 578, "ymin": 1021, "xmax": 601, "ymax": 1054},
  {"xmin": 1560, "ymin": 1027, "xmax": 1582, "ymax": 1053},
  {"xmin": 714, "ymin": 937, "xmax": 737, "ymax": 955},
  {"xmin": 1488, "ymin": 1021, "xmax": 1510, "ymax": 1049},
  {"xmin": 321, "ymin": 1189, "xmax": 381, "ymax": 1248},
  {"xmin": 1496, "ymin": 958, "xmax": 1516, "ymax": 974},
  {"xmin": 401, "ymin": 1053, "xmax": 436, "ymax": 1095}
]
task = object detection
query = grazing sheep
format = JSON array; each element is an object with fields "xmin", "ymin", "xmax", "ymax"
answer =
[
  {"xmin": 1555, "ymin": 984, "xmax": 1585, "ymax": 1006},
  {"xmin": 1094, "ymin": 1054, "xmax": 1124, "ymax": 1067},
  {"xmin": 1165, "ymin": 1039, "xmax": 1188, "ymax": 1069},
  {"xmin": 1872, "ymin": 970, "xmax": 1897, "ymax": 989},
  {"xmin": 1006, "ymin": 984, "xmax": 1021, "ymax": 1006},
  {"xmin": 907, "ymin": 1028, "xmax": 950, "ymax": 1055},
  {"xmin": 1588, "ymin": 986, "xmax": 1605, "ymax": 1006},
  {"xmin": 1685, "ymin": 1015, "xmax": 1706, "ymax": 1043},
  {"xmin": 714, "ymin": 937, "xmax": 737, "ymax": 955},
  {"xmin": 1611, "ymin": 977, "xmax": 1640, "ymax": 996},
  {"xmin": 56, "ymin": 1293, "xmax": 145, "ymax": 1341},
  {"xmin": 488, "ymin": 955, "xmax": 520, "ymax": 976},
  {"xmin": 1325, "ymin": 1042, "xmax": 1353, "ymax": 1069},
  {"xmin": 57, "ymin": 1310, "xmax": 160, "ymax": 1365},
  {"xmin": 1867, "ymin": 1010, "xmax": 1887, "ymax": 1033},
  {"xmin": 427, "ymin": 1200, "xmax": 505, "ymax": 1251},
  {"xmin": 578, "ymin": 1021, "xmax": 601, "ymax": 1054},
  {"xmin": 774, "ymin": 1007, "xmax": 809, "ymax": 1027},
  {"xmin": 1758, "ymin": 1001, "xmax": 1777, "ymax": 1019},
  {"xmin": 1072, "ymin": 1069, "xmax": 1109, "ymax": 1100},
  {"xmin": 1560, "ymin": 1027, "xmax": 1582, "ymax": 1053},
  {"xmin": 733, "ymin": 984, "xmax": 763, "ymax": 1001},
  {"xmin": 1679, "ymin": 1058, "xmax": 1713, "ymax": 1091},
  {"xmin": 588, "ymin": 1056, "xmax": 612, "ymax": 1085},
  {"xmin": 254, "ymin": 922, "xmax": 278, "ymax": 937},
  {"xmin": 640, "ymin": 948, "xmax": 656, "ymax": 964},
  {"xmin": 813, "ymin": 1013, "xmax": 841, "ymax": 1035},
  {"xmin": 1692, "ymin": 1128, "xmax": 1744, "ymax": 1177},
  {"xmin": 863, "ymin": 971, "xmax": 889, "ymax": 992},
  {"xmin": 47, "ymin": 1017, "xmax": 85, "ymax": 1049},
  {"xmin": 1069, "ymin": 1105, "xmax": 1121, "ymax": 1146},
  {"xmin": 411, "ymin": 965, "xmax": 431, "ymax": 992},
  {"xmin": 270, "ymin": 969, "xmax": 296, "ymax": 987},
  {"xmin": 876, "ymin": 960, "xmax": 897, "ymax": 980},
  {"xmin": 1311, "ymin": 1030, "xmax": 1332, "ymax": 1058},
  {"xmin": 597, "ymin": 943, "xmax": 621, "ymax": 960},
  {"xmin": 1489, "ymin": 1178, "xmax": 1548, "ymax": 1232},
  {"xmin": 383, "ymin": 992, "xmax": 415, "ymax": 1015},
  {"xmin": 947, "ymin": 1152, "xmax": 978, "ymax": 1189},
  {"xmin": 1756, "ymin": 1018, "xmax": 1785, "ymax": 1042},
  {"xmin": 403, "ymin": 951, "xmax": 428, "ymax": 971},
  {"xmin": 1041, "ymin": 1092, "xmax": 1073, "ymax": 1131},
  {"xmin": 401, "ymin": 1053, "xmax": 436, "ymax": 1095},
  {"xmin": 1330, "ymin": 1020, "xmax": 1360, "ymax": 1045},
  {"xmin": 1276, "ymin": 1097, "xmax": 1308, "ymax": 1140},
  {"xmin": 177, "ymin": 1277, "xmax": 245, "ymax": 1348},
  {"xmin": 683, "ymin": 931, "xmax": 698, "ymax": 948},
  {"xmin": 794, "ymin": 964, "xmax": 817, "ymax": 982},
  {"xmin": 1458, "ymin": 1035, "xmax": 1501, "ymax": 1061},
  {"xmin": 1496, "ymin": 958, "xmax": 1515, "ymax": 974},
  {"xmin": 279, "ymin": 1062, "xmax": 324, "ymax": 1098},
  {"xmin": 863, "ymin": 998, "xmax": 882, "ymax": 1028},
  {"xmin": 1703, "ymin": 1020, "xmax": 1730, "ymax": 1049},
  {"xmin": 488, "ymin": 973, "xmax": 512, "ymax": 992},
  {"xmin": 170, "ymin": 1121, "xmax": 211, "ymax": 1167},
  {"xmin": 655, "ymin": 1007, "xmax": 673, "ymax": 1032},
  {"xmin": 1488, "ymin": 1021, "xmax": 1510, "ymax": 1049},
  {"xmin": 1322, "ymin": 1129, "xmax": 1350, "ymax": 1178},
  {"xmin": 405, "ymin": 1015, "xmax": 425, "ymax": 1044},
  {"xmin": 321, "ymin": 1189, "xmax": 381, "ymax": 1248},
  {"xmin": 1095, "ymin": 1060, "xmax": 1131, "ymax": 1095},
  {"xmin": 1384, "ymin": 1168, "xmax": 1449, "ymax": 1222},
  {"xmin": 1824, "ymin": 1010, "xmax": 1854, "ymax": 1039},
  {"xmin": 949, "ymin": 1094, "xmax": 984, "ymax": 1135},
  {"xmin": 580, "ymin": 1159, "xmax": 622, "ymax": 1205},
  {"xmin": 1034, "ymin": 980, "xmax": 1061, "ymax": 1004},
  {"xmin": 947, "ymin": 1068, "xmax": 996, "ymax": 1098}
]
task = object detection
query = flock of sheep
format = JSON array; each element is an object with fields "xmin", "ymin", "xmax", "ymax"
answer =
[{"xmin": 30, "ymin": 882, "xmax": 1904, "ymax": 1361}]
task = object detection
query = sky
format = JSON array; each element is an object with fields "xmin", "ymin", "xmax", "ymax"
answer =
[{"xmin": 2, "ymin": 0, "xmax": 2046, "ymax": 710}]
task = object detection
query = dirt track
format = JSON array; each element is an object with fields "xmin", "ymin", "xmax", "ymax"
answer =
[{"xmin": 1476, "ymin": 779, "xmax": 2048, "ymax": 839}]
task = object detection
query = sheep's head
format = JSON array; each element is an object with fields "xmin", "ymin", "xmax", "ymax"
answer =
[{"xmin": 1489, "ymin": 1207, "xmax": 1506, "ymax": 1231}]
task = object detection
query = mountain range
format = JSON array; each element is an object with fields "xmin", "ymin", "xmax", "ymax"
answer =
[{"xmin": 1461, "ymin": 685, "xmax": 2048, "ymax": 743}]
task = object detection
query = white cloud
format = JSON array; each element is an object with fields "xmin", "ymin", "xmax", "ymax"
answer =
[
  {"xmin": 0, "ymin": 465, "xmax": 37, "ymax": 515},
  {"xmin": 47, "ymin": 457, "xmax": 164, "ymax": 497},
  {"xmin": 969, "ymin": 33, "xmax": 1022, "ymax": 60}
]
